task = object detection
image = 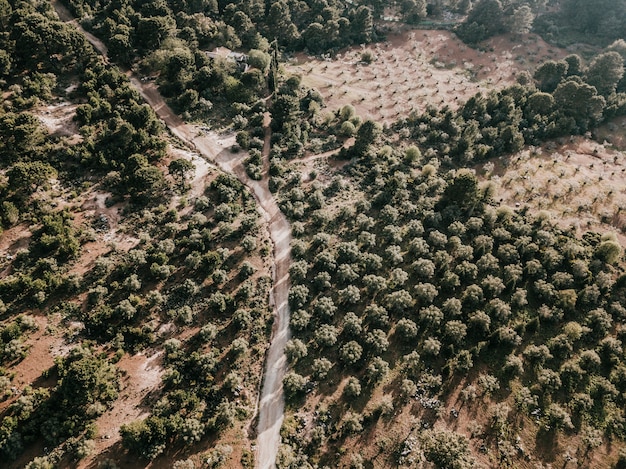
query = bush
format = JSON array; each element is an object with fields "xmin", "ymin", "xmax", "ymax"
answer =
[
  {"xmin": 340, "ymin": 341, "xmax": 363, "ymax": 366},
  {"xmin": 311, "ymin": 358, "xmax": 333, "ymax": 380},
  {"xmin": 420, "ymin": 429, "xmax": 475, "ymax": 469},
  {"xmin": 283, "ymin": 372, "xmax": 307, "ymax": 399},
  {"xmin": 343, "ymin": 377, "xmax": 362, "ymax": 398}
]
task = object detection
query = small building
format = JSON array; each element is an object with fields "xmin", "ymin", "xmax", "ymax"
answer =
[{"xmin": 206, "ymin": 47, "xmax": 249, "ymax": 71}]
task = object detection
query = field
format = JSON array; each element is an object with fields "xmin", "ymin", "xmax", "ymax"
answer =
[{"xmin": 289, "ymin": 29, "xmax": 566, "ymax": 124}]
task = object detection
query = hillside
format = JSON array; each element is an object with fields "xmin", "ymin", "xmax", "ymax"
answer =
[{"xmin": 1, "ymin": 0, "xmax": 626, "ymax": 468}]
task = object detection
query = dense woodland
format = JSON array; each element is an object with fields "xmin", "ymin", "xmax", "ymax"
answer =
[{"xmin": 0, "ymin": 0, "xmax": 626, "ymax": 467}]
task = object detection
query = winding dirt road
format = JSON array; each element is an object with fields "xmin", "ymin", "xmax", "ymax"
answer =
[{"xmin": 53, "ymin": 2, "xmax": 292, "ymax": 467}]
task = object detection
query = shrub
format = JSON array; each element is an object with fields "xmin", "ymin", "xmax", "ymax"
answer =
[
  {"xmin": 340, "ymin": 341, "xmax": 363, "ymax": 366},
  {"xmin": 343, "ymin": 377, "xmax": 362, "ymax": 398},
  {"xmin": 420, "ymin": 430, "xmax": 475, "ymax": 469},
  {"xmin": 283, "ymin": 372, "xmax": 307, "ymax": 399}
]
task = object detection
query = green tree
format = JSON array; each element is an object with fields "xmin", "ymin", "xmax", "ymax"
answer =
[
  {"xmin": 340, "ymin": 341, "xmax": 363, "ymax": 366},
  {"xmin": 595, "ymin": 239, "xmax": 623, "ymax": 264},
  {"xmin": 350, "ymin": 120, "xmax": 382, "ymax": 157},
  {"xmin": 168, "ymin": 158, "xmax": 195, "ymax": 191},
  {"xmin": 266, "ymin": 1, "xmax": 300, "ymax": 47},
  {"xmin": 585, "ymin": 51, "xmax": 625, "ymax": 96},
  {"xmin": 456, "ymin": 0, "xmax": 506, "ymax": 44},
  {"xmin": 420, "ymin": 429, "xmax": 475, "ymax": 469},
  {"xmin": 343, "ymin": 377, "xmax": 362, "ymax": 398},
  {"xmin": 7, "ymin": 161, "xmax": 57, "ymax": 195},
  {"xmin": 351, "ymin": 6, "xmax": 374, "ymax": 43},
  {"xmin": 284, "ymin": 338, "xmax": 308, "ymax": 364},
  {"xmin": 534, "ymin": 60, "xmax": 568, "ymax": 93},
  {"xmin": 0, "ymin": 112, "xmax": 47, "ymax": 163},
  {"xmin": 136, "ymin": 16, "xmax": 176, "ymax": 50},
  {"xmin": 510, "ymin": 5, "xmax": 534, "ymax": 35},
  {"xmin": 441, "ymin": 169, "xmax": 480, "ymax": 211},
  {"xmin": 247, "ymin": 49, "xmax": 270, "ymax": 72},
  {"xmin": 56, "ymin": 347, "xmax": 118, "ymax": 408},
  {"xmin": 553, "ymin": 80, "xmax": 605, "ymax": 132},
  {"xmin": 311, "ymin": 358, "xmax": 333, "ymax": 380},
  {"xmin": 400, "ymin": 0, "xmax": 427, "ymax": 24}
]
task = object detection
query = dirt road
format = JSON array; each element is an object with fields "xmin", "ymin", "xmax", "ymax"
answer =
[
  {"xmin": 53, "ymin": 2, "xmax": 292, "ymax": 467},
  {"xmin": 133, "ymin": 84, "xmax": 293, "ymax": 469}
]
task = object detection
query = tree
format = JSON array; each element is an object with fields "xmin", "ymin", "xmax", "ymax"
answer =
[
  {"xmin": 561, "ymin": 0, "xmax": 626, "ymax": 39},
  {"xmin": 168, "ymin": 158, "xmax": 195, "ymax": 191},
  {"xmin": 57, "ymin": 347, "xmax": 118, "ymax": 408},
  {"xmin": 534, "ymin": 60, "xmax": 569, "ymax": 93},
  {"xmin": 350, "ymin": 120, "xmax": 382, "ymax": 157},
  {"xmin": 7, "ymin": 161, "xmax": 57, "ymax": 195},
  {"xmin": 313, "ymin": 296, "xmax": 337, "ymax": 319},
  {"xmin": 441, "ymin": 169, "xmax": 480, "ymax": 211},
  {"xmin": 302, "ymin": 23, "xmax": 327, "ymax": 53},
  {"xmin": 401, "ymin": 0, "xmax": 427, "ymax": 24},
  {"xmin": 455, "ymin": 0, "xmax": 506, "ymax": 44},
  {"xmin": 385, "ymin": 289, "xmax": 414, "ymax": 314},
  {"xmin": 340, "ymin": 341, "xmax": 363, "ymax": 366},
  {"xmin": 266, "ymin": 1, "xmax": 300, "ymax": 47},
  {"xmin": 366, "ymin": 357, "xmax": 389, "ymax": 383},
  {"xmin": 420, "ymin": 430, "xmax": 475, "ymax": 469},
  {"xmin": 108, "ymin": 32, "xmax": 133, "ymax": 63},
  {"xmin": 284, "ymin": 339, "xmax": 307, "ymax": 364},
  {"xmin": 124, "ymin": 157, "xmax": 167, "ymax": 203},
  {"xmin": 585, "ymin": 51, "xmax": 625, "ymax": 96},
  {"xmin": 289, "ymin": 260, "xmax": 309, "ymax": 283},
  {"xmin": 288, "ymin": 285, "xmax": 309, "ymax": 308},
  {"xmin": 351, "ymin": 6, "xmax": 374, "ymax": 43},
  {"xmin": 396, "ymin": 318, "xmax": 418, "ymax": 341},
  {"xmin": 564, "ymin": 54, "xmax": 583, "ymax": 76},
  {"xmin": 341, "ymin": 412, "xmax": 363, "ymax": 435},
  {"xmin": 343, "ymin": 312, "xmax": 363, "ymax": 336},
  {"xmin": 0, "ymin": 112, "xmax": 46, "ymax": 162},
  {"xmin": 339, "ymin": 285, "xmax": 361, "ymax": 304},
  {"xmin": 423, "ymin": 337, "xmax": 441, "ymax": 356},
  {"xmin": 553, "ymin": 80, "xmax": 605, "ymax": 132},
  {"xmin": 343, "ymin": 377, "xmax": 362, "ymax": 398},
  {"xmin": 283, "ymin": 372, "xmax": 307, "ymax": 399},
  {"xmin": 314, "ymin": 324, "xmax": 338, "ymax": 347},
  {"xmin": 595, "ymin": 233, "xmax": 623, "ymax": 264},
  {"xmin": 311, "ymin": 358, "xmax": 333, "ymax": 380},
  {"xmin": 444, "ymin": 320, "xmax": 467, "ymax": 345},
  {"xmin": 510, "ymin": 5, "xmax": 534, "ymax": 35},
  {"xmin": 136, "ymin": 16, "xmax": 176, "ymax": 50},
  {"xmin": 365, "ymin": 329, "xmax": 389, "ymax": 354},
  {"xmin": 271, "ymin": 94, "xmax": 300, "ymax": 131},
  {"xmin": 477, "ymin": 373, "xmax": 500, "ymax": 396},
  {"xmin": 247, "ymin": 49, "xmax": 270, "ymax": 72},
  {"xmin": 545, "ymin": 403, "xmax": 573, "ymax": 432}
]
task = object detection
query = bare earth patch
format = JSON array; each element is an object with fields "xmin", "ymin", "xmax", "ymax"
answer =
[
  {"xmin": 36, "ymin": 102, "xmax": 79, "ymax": 139},
  {"xmin": 78, "ymin": 351, "xmax": 165, "ymax": 469},
  {"xmin": 0, "ymin": 315, "xmax": 62, "ymax": 413},
  {"xmin": 67, "ymin": 191, "xmax": 138, "ymax": 277}
]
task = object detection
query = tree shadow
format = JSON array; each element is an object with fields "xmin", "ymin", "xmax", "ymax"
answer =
[{"xmin": 534, "ymin": 427, "xmax": 558, "ymax": 463}]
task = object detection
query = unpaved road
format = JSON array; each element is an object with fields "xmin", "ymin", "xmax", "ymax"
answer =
[
  {"xmin": 134, "ymin": 86, "xmax": 293, "ymax": 469},
  {"xmin": 53, "ymin": 2, "xmax": 292, "ymax": 467}
]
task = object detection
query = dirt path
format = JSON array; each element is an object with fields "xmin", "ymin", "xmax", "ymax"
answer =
[{"xmin": 52, "ymin": 3, "xmax": 292, "ymax": 466}]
